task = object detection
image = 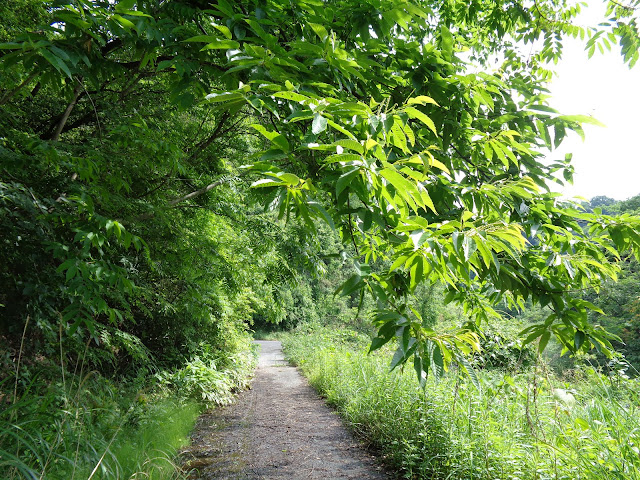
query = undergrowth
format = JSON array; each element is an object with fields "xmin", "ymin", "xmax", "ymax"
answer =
[
  {"xmin": 0, "ymin": 371, "xmax": 198, "ymax": 479},
  {"xmin": 0, "ymin": 337, "xmax": 257, "ymax": 479},
  {"xmin": 282, "ymin": 323, "xmax": 640, "ymax": 480}
]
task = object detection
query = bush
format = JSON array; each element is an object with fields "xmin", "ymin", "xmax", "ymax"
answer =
[{"xmin": 160, "ymin": 340, "xmax": 257, "ymax": 408}]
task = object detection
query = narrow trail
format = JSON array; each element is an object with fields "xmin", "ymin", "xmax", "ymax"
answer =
[{"xmin": 181, "ymin": 340, "xmax": 392, "ymax": 479}]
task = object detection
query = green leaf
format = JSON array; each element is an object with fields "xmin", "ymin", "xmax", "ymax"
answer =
[
  {"xmin": 312, "ymin": 114, "xmax": 328, "ymax": 135},
  {"xmin": 308, "ymin": 201, "xmax": 336, "ymax": 231},
  {"xmin": 457, "ymin": 354, "xmax": 479, "ymax": 390},
  {"xmin": 308, "ymin": 22, "xmax": 328, "ymax": 41},
  {"xmin": 405, "ymin": 107, "xmax": 437, "ymax": 135},
  {"xmin": 335, "ymin": 274, "xmax": 363, "ymax": 296},
  {"xmin": 205, "ymin": 92, "xmax": 245, "ymax": 103},
  {"xmin": 112, "ymin": 14, "xmax": 136, "ymax": 30},
  {"xmin": 273, "ymin": 91, "xmax": 311, "ymax": 102},
  {"xmin": 390, "ymin": 345, "xmax": 405, "ymax": 371},
  {"xmin": 201, "ymin": 39, "xmax": 240, "ymax": 50},
  {"xmin": 251, "ymin": 178, "xmax": 285, "ymax": 188},
  {"xmin": 336, "ymin": 168, "xmax": 361, "ymax": 196},
  {"xmin": 407, "ymin": 96, "xmax": 439, "ymax": 107},
  {"xmin": 214, "ymin": 25, "xmax": 232, "ymax": 39},
  {"xmin": 115, "ymin": 0, "xmax": 136, "ymax": 11},
  {"xmin": 370, "ymin": 336, "xmax": 389, "ymax": 353},
  {"xmin": 440, "ymin": 25, "xmax": 454, "ymax": 59},
  {"xmin": 429, "ymin": 342, "xmax": 444, "ymax": 378},
  {"xmin": 183, "ymin": 35, "xmax": 219, "ymax": 43},
  {"xmin": 0, "ymin": 42, "xmax": 23, "ymax": 50},
  {"xmin": 251, "ymin": 124, "xmax": 290, "ymax": 151},
  {"xmin": 539, "ymin": 331, "xmax": 551, "ymax": 353},
  {"xmin": 333, "ymin": 139, "xmax": 364, "ymax": 154},
  {"xmin": 414, "ymin": 354, "xmax": 428, "ymax": 388},
  {"xmin": 462, "ymin": 236, "xmax": 476, "ymax": 261},
  {"xmin": 41, "ymin": 49, "xmax": 72, "ymax": 78},
  {"xmin": 556, "ymin": 115, "xmax": 606, "ymax": 128},
  {"xmin": 326, "ymin": 119, "xmax": 357, "ymax": 140}
]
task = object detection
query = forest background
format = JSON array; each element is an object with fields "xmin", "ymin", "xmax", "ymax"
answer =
[{"xmin": 1, "ymin": 0, "xmax": 640, "ymax": 478}]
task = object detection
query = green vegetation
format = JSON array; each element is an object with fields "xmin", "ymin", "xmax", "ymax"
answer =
[
  {"xmin": 1, "ymin": 371, "xmax": 200, "ymax": 479},
  {"xmin": 283, "ymin": 322, "xmax": 640, "ymax": 480},
  {"xmin": 1, "ymin": 331, "xmax": 256, "ymax": 479},
  {"xmin": 2, "ymin": 0, "xmax": 640, "ymax": 478}
]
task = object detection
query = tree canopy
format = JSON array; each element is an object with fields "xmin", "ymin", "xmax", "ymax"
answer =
[{"xmin": 2, "ymin": 0, "xmax": 640, "ymax": 383}]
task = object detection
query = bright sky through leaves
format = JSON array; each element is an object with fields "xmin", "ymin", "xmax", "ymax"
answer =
[{"xmin": 549, "ymin": 0, "xmax": 640, "ymax": 201}]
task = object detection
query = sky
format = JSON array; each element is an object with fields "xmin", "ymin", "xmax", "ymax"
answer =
[{"xmin": 545, "ymin": 1, "xmax": 640, "ymax": 201}]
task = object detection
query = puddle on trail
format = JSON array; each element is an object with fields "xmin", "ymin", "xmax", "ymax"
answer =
[
  {"xmin": 184, "ymin": 450, "xmax": 247, "ymax": 479},
  {"xmin": 181, "ymin": 407, "xmax": 253, "ymax": 479}
]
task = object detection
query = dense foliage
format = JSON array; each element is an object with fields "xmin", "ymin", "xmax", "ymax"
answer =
[
  {"xmin": 2, "ymin": 0, "xmax": 640, "ymax": 477},
  {"xmin": 282, "ymin": 323, "xmax": 640, "ymax": 480},
  {"xmin": 2, "ymin": 0, "xmax": 640, "ymax": 384},
  {"xmin": 535, "ymin": 194, "xmax": 640, "ymax": 371}
]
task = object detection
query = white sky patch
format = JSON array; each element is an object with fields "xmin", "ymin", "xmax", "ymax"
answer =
[{"xmin": 546, "ymin": 0, "xmax": 640, "ymax": 201}]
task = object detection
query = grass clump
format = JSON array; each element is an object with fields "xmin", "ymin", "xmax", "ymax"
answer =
[
  {"xmin": 0, "ymin": 374, "xmax": 200, "ymax": 480},
  {"xmin": 1, "ymin": 336, "xmax": 257, "ymax": 479},
  {"xmin": 282, "ymin": 322, "xmax": 640, "ymax": 480},
  {"xmin": 0, "ymin": 369, "xmax": 200, "ymax": 480}
]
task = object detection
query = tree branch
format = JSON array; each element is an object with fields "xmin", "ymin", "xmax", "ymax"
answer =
[
  {"xmin": 168, "ymin": 177, "xmax": 231, "ymax": 206},
  {"xmin": 49, "ymin": 81, "xmax": 83, "ymax": 142},
  {"xmin": 185, "ymin": 111, "xmax": 233, "ymax": 162},
  {"xmin": 101, "ymin": 38, "xmax": 123, "ymax": 57},
  {"xmin": 608, "ymin": 0, "xmax": 638, "ymax": 11},
  {"xmin": 0, "ymin": 72, "xmax": 38, "ymax": 106},
  {"xmin": 128, "ymin": 173, "xmax": 247, "ymax": 223}
]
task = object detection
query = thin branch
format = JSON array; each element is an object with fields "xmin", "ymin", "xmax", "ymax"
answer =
[
  {"xmin": 196, "ymin": 19, "xmax": 208, "ymax": 35},
  {"xmin": 168, "ymin": 177, "xmax": 231, "ymax": 206},
  {"xmin": 347, "ymin": 196, "xmax": 360, "ymax": 256},
  {"xmin": 78, "ymin": 79, "xmax": 102, "ymax": 140},
  {"xmin": 185, "ymin": 111, "xmax": 235, "ymax": 163},
  {"xmin": 0, "ymin": 72, "xmax": 38, "ymax": 105},
  {"xmin": 128, "ymin": 174, "xmax": 243, "ymax": 223},
  {"xmin": 113, "ymin": 57, "xmax": 226, "ymax": 72},
  {"xmin": 101, "ymin": 38, "xmax": 123, "ymax": 57},
  {"xmin": 135, "ymin": 175, "xmax": 172, "ymax": 199},
  {"xmin": 50, "ymin": 81, "xmax": 83, "ymax": 142},
  {"xmin": 608, "ymin": 0, "xmax": 639, "ymax": 11}
]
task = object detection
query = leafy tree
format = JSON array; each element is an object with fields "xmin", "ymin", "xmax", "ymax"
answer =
[
  {"xmin": 192, "ymin": 0, "xmax": 640, "ymax": 381},
  {"xmin": 589, "ymin": 196, "xmax": 617, "ymax": 209},
  {"xmin": 619, "ymin": 193, "xmax": 640, "ymax": 214},
  {"xmin": 577, "ymin": 194, "xmax": 640, "ymax": 370},
  {"xmin": 1, "ymin": 0, "xmax": 640, "ymax": 386},
  {"xmin": 0, "ymin": 1, "xmax": 306, "ymax": 374}
]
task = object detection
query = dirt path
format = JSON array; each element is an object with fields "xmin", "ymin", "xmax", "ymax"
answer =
[{"xmin": 181, "ymin": 340, "xmax": 392, "ymax": 479}]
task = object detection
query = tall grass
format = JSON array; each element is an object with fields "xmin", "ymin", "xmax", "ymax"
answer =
[
  {"xmin": 1, "ymin": 337, "xmax": 257, "ymax": 479},
  {"xmin": 282, "ymin": 324, "xmax": 640, "ymax": 480},
  {"xmin": 0, "ymin": 368, "xmax": 200, "ymax": 480}
]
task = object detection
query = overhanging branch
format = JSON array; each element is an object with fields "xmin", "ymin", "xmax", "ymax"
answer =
[{"xmin": 168, "ymin": 177, "xmax": 230, "ymax": 206}]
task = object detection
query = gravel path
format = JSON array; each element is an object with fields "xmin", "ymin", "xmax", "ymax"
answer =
[{"xmin": 181, "ymin": 340, "xmax": 392, "ymax": 479}]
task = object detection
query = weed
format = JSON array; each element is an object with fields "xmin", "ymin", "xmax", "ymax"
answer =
[{"xmin": 283, "ymin": 324, "xmax": 640, "ymax": 480}]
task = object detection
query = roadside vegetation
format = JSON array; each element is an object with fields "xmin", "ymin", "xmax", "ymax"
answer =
[
  {"xmin": 1, "ymin": 334, "xmax": 257, "ymax": 479},
  {"xmin": 280, "ymin": 194, "xmax": 640, "ymax": 479},
  {"xmin": 3, "ymin": 0, "xmax": 640, "ymax": 478},
  {"xmin": 283, "ymin": 321, "xmax": 640, "ymax": 480}
]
